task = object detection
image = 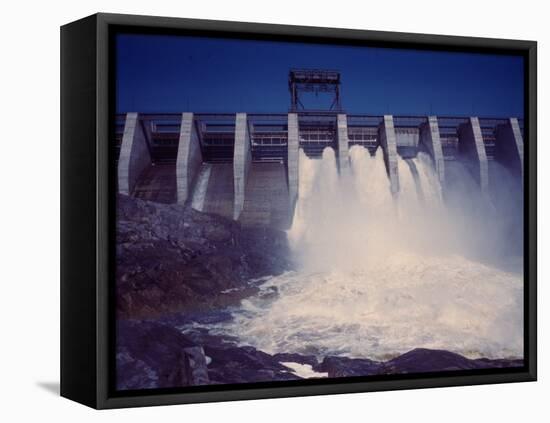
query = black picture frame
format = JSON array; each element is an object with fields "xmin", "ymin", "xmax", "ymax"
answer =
[{"xmin": 60, "ymin": 12, "xmax": 537, "ymax": 409}]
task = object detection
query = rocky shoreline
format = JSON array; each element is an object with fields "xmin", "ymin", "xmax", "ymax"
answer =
[
  {"xmin": 116, "ymin": 194, "xmax": 292, "ymax": 319},
  {"xmin": 117, "ymin": 318, "xmax": 523, "ymax": 390},
  {"xmin": 115, "ymin": 195, "xmax": 523, "ymax": 390}
]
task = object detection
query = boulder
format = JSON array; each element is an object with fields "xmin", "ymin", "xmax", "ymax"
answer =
[
  {"xmin": 381, "ymin": 348, "xmax": 482, "ymax": 373},
  {"xmin": 116, "ymin": 320, "xmax": 209, "ymax": 390},
  {"xmin": 312, "ymin": 348, "xmax": 525, "ymax": 378},
  {"xmin": 314, "ymin": 356, "xmax": 381, "ymax": 378},
  {"xmin": 204, "ymin": 345, "xmax": 302, "ymax": 384}
]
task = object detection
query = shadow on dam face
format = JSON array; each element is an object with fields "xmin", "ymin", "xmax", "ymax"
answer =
[
  {"xmin": 239, "ymin": 162, "xmax": 291, "ymax": 229},
  {"xmin": 199, "ymin": 163, "xmax": 235, "ymax": 220},
  {"xmin": 115, "ymin": 113, "xmax": 524, "ymax": 232}
]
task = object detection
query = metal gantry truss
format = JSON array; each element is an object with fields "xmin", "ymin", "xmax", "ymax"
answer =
[{"xmin": 288, "ymin": 69, "xmax": 342, "ymax": 112}]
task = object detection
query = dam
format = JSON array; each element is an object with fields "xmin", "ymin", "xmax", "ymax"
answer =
[
  {"xmin": 114, "ymin": 70, "xmax": 524, "ymax": 230},
  {"xmin": 113, "ymin": 70, "xmax": 525, "ymax": 362}
]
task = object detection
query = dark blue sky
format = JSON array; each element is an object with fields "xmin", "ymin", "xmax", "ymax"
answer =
[{"xmin": 115, "ymin": 34, "xmax": 524, "ymax": 117}]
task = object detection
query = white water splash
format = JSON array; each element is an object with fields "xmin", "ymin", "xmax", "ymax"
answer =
[
  {"xmin": 281, "ymin": 362, "xmax": 328, "ymax": 379},
  {"xmin": 217, "ymin": 255, "xmax": 522, "ymax": 360},
  {"xmin": 191, "ymin": 164, "xmax": 212, "ymax": 211},
  {"xmin": 211, "ymin": 146, "xmax": 523, "ymax": 361}
]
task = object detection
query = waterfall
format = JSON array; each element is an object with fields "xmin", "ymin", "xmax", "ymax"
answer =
[
  {"xmin": 208, "ymin": 146, "xmax": 523, "ymax": 362},
  {"xmin": 289, "ymin": 146, "xmax": 450, "ymax": 269},
  {"xmin": 190, "ymin": 164, "xmax": 212, "ymax": 212}
]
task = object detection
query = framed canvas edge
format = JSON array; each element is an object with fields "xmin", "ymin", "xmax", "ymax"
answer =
[
  {"xmin": 60, "ymin": 14, "xmax": 100, "ymax": 409},
  {"xmin": 85, "ymin": 12, "xmax": 537, "ymax": 409},
  {"xmin": 526, "ymin": 41, "xmax": 537, "ymax": 382}
]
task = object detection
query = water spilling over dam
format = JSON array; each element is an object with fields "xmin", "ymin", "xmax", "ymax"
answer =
[
  {"xmin": 289, "ymin": 146, "xmax": 446, "ymax": 269},
  {"xmin": 198, "ymin": 144, "xmax": 523, "ymax": 361},
  {"xmin": 114, "ymin": 112, "xmax": 524, "ymax": 231}
]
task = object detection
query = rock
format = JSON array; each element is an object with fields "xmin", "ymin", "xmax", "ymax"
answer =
[
  {"xmin": 204, "ymin": 226, "xmax": 232, "ymax": 242},
  {"xmin": 116, "ymin": 320, "xmax": 209, "ymax": 390},
  {"xmin": 161, "ymin": 310, "xmax": 234, "ymax": 326},
  {"xmin": 116, "ymin": 350, "xmax": 158, "ymax": 390},
  {"xmin": 311, "ymin": 348, "xmax": 524, "ymax": 378},
  {"xmin": 118, "ymin": 319, "xmax": 524, "ymax": 389},
  {"xmin": 257, "ymin": 286, "xmax": 279, "ymax": 300},
  {"xmin": 204, "ymin": 345, "xmax": 302, "ymax": 384},
  {"xmin": 314, "ymin": 356, "xmax": 381, "ymax": 377},
  {"xmin": 166, "ymin": 327, "xmax": 303, "ymax": 384},
  {"xmin": 183, "ymin": 346, "xmax": 210, "ymax": 386},
  {"xmin": 381, "ymin": 348, "xmax": 481, "ymax": 373},
  {"xmin": 115, "ymin": 194, "xmax": 293, "ymax": 319},
  {"xmin": 473, "ymin": 357, "xmax": 524, "ymax": 369},
  {"xmin": 240, "ymin": 226, "xmax": 293, "ymax": 276},
  {"xmin": 272, "ymin": 353, "xmax": 318, "ymax": 367}
]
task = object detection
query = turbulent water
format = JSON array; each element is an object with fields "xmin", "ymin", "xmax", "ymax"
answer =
[
  {"xmin": 208, "ymin": 146, "xmax": 524, "ymax": 361},
  {"xmin": 191, "ymin": 164, "xmax": 212, "ymax": 212}
]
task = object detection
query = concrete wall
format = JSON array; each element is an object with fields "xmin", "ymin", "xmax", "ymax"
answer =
[
  {"xmin": 202, "ymin": 164, "xmax": 234, "ymax": 219},
  {"xmin": 379, "ymin": 115, "xmax": 400, "ymax": 195},
  {"xmin": 239, "ymin": 162, "xmax": 291, "ymax": 229},
  {"xmin": 202, "ymin": 163, "xmax": 235, "ymax": 219},
  {"xmin": 233, "ymin": 113, "xmax": 252, "ymax": 219},
  {"xmin": 495, "ymin": 117, "xmax": 524, "ymax": 180},
  {"xmin": 337, "ymin": 114, "xmax": 350, "ymax": 174},
  {"xmin": 132, "ymin": 164, "xmax": 177, "ymax": 204},
  {"xmin": 118, "ymin": 112, "xmax": 151, "ymax": 195},
  {"xmin": 287, "ymin": 113, "xmax": 300, "ymax": 211},
  {"xmin": 419, "ymin": 116, "xmax": 445, "ymax": 186},
  {"xmin": 458, "ymin": 117, "xmax": 489, "ymax": 195},
  {"xmin": 176, "ymin": 112, "xmax": 203, "ymax": 205}
]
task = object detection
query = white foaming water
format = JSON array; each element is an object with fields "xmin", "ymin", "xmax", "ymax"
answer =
[
  {"xmin": 211, "ymin": 146, "xmax": 523, "ymax": 361},
  {"xmin": 280, "ymin": 362, "xmax": 328, "ymax": 379},
  {"xmin": 191, "ymin": 164, "xmax": 212, "ymax": 212}
]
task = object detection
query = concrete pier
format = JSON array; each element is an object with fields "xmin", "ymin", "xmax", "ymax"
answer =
[
  {"xmin": 495, "ymin": 117, "xmax": 524, "ymax": 180},
  {"xmin": 379, "ymin": 115, "xmax": 400, "ymax": 195},
  {"xmin": 458, "ymin": 117, "xmax": 489, "ymax": 195},
  {"xmin": 233, "ymin": 113, "xmax": 252, "ymax": 219},
  {"xmin": 419, "ymin": 116, "xmax": 445, "ymax": 185},
  {"xmin": 176, "ymin": 112, "xmax": 203, "ymax": 204},
  {"xmin": 337, "ymin": 114, "xmax": 350, "ymax": 173},
  {"xmin": 118, "ymin": 112, "xmax": 151, "ymax": 195},
  {"xmin": 287, "ymin": 113, "xmax": 300, "ymax": 211}
]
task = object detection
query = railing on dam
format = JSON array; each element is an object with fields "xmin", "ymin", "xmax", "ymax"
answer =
[
  {"xmin": 479, "ymin": 118, "xmax": 509, "ymax": 161},
  {"xmin": 114, "ymin": 112, "xmax": 525, "ymax": 225},
  {"xmin": 248, "ymin": 114, "xmax": 288, "ymax": 162},
  {"xmin": 438, "ymin": 117, "xmax": 469, "ymax": 161},
  {"xmin": 346, "ymin": 116, "xmax": 382, "ymax": 154},
  {"xmin": 114, "ymin": 113, "xmax": 524, "ymax": 164}
]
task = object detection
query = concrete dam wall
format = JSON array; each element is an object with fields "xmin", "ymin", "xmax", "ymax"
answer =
[{"xmin": 115, "ymin": 112, "xmax": 524, "ymax": 229}]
